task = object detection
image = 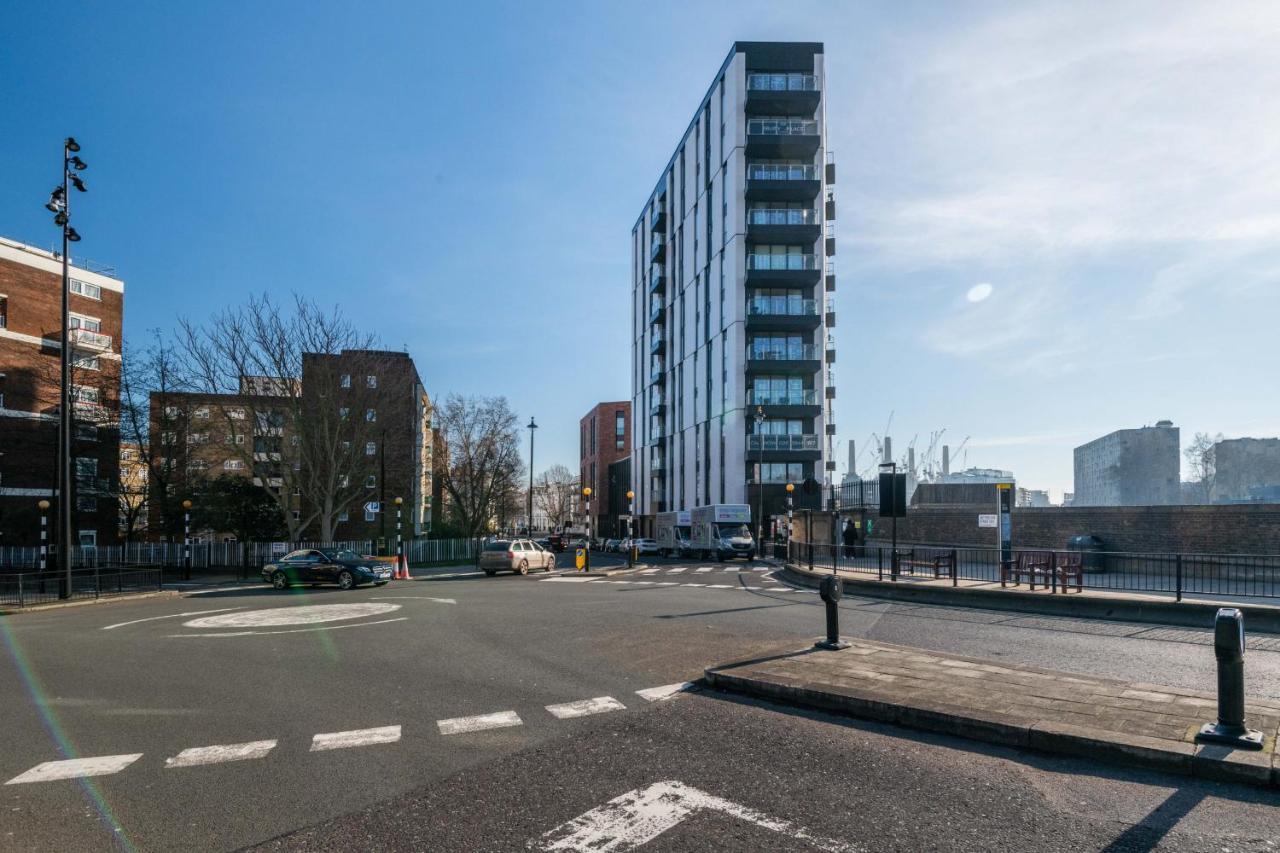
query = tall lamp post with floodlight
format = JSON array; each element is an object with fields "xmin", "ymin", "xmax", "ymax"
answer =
[
  {"xmin": 44, "ymin": 137, "xmax": 87, "ymax": 598},
  {"xmin": 753, "ymin": 405, "xmax": 765, "ymax": 549},
  {"xmin": 526, "ymin": 417, "xmax": 537, "ymax": 535}
]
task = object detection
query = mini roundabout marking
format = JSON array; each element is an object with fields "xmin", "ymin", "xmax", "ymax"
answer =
[{"xmin": 168, "ymin": 603, "xmax": 407, "ymax": 638}]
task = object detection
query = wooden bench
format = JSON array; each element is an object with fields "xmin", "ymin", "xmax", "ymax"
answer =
[
  {"xmin": 894, "ymin": 548, "xmax": 957, "ymax": 580},
  {"xmin": 1055, "ymin": 552, "xmax": 1083, "ymax": 593},
  {"xmin": 1003, "ymin": 551, "xmax": 1084, "ymax": 593}
]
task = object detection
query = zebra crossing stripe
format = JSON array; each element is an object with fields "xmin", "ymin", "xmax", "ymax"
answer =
[
  {"xmin": 546, "ymin": 696, "xmax": 626, "ymax": 719},
  {"xmin": 6, "ymin": 754, "xmax": 143, "ymax": 785},
  {"xmin": 166, "ymin": 740, "xmax": 277, "ymax": 768}
]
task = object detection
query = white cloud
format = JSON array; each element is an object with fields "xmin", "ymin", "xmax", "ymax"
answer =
[{"xmin": 966, "ymin": 283, "xmax": 993, "ymax": 303}]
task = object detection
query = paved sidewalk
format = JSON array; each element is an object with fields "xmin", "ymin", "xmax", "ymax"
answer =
[{"xmin": 706, "ymin": 638, "xmax": 1280, "ymax": 787}]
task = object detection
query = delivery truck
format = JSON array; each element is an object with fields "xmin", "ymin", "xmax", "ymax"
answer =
[
  {"xmin": 689, "ymin": 504, "xmax": 755, "ymax": 561},
  {"xmin": 655, "ymin": 510, "xmax": 692, "ymax": 557}
]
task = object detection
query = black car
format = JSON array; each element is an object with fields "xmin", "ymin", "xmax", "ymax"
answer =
[{"xmin": 261, "ymin": 548, "xmax": 393, "ymax": 590}]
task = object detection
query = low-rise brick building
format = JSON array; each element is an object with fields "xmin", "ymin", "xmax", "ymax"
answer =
[{"xmin": 579, "ymin": 401, "xmax": 631, "ymax": 538}]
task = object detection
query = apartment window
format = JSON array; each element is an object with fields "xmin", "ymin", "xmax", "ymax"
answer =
[
  {"xmin": 341, "ymin": 441, "xmax": 351, "ymax": 453},
  {"xmin": 188, "ymin": 459, "xmax": 209, "ymax": 473},
  {"xmin": 76, "ymin": 423, "xmax": 98, "ymax": 441},
  {"xmin": 75, "ymin": 457, "xmax": 97, "ymax": 481},
  {"xmin": 339, "ymin": 474, "xmax": 349, "ymax": 488},
  {"xmin": 225, "ymin": 433, "xmax": 245, "ymax": 445},
  {"xmin": 161, "ymin": 432, "xmax": 177, "ymax": 445},
  {"xmin": 615, "ymin": 411, "xmax": 625, "ymax": 450},
  {"xmin": 366, "ymin": 375, "xmax": 377, "ymax": 388},
  {"xmin": 365, "ymin": 408, "xmax": 376, "ymax": 422},
  {"xmin": 73, "ymin": 353, "xmax": 99, "ymax": 371},
  {"xmin": 364, "ymin": 508, "xmax": 377, "ymax": 522},
  {"xmin": 228, "ymin": 407, "xmax": 245, "ymax": 420},
  {"xmin": 68, "ymin": 314, "xmax": 101, "ymax": 333},
  {"xmin": 77, "ymin": 496, "xmax": 97, "ymax": 512},
  {"xmin": 164, "ymin": 406, "xmax": 180, "ymax": 419},
  {"xmin": 0, "ymin": 296, "xmax": 7, "ymax": 328},
  {"xmin": 340, "ymin": 374, "xmax": 352, "ymax": 388},
  {"xmin": 366, "ymin": 441, "xmax": 377, "ymax": 456},
  {"xmin": 338, "ymin": 510, "xmax": 349, "ymax": 522},
  {"xmin": 339, "ymin": 407, "xmax": 350, "ymax": 419},
  {"xmin": 193, "ymin": 406, "xmax": 210, "ymax": 419},
  {"xmin": 186, "ymin": 432, "xmax": 209, "ymax": 445},
  {"xmin": 70, "ymin": 278, "xmax": 102, "ymax": 300},
  {"xmin": 292, "ymin": 510, "xmax": 301, "ymax": 521},
  {"xmin": 224, "ymin": 459, "xmax": 245, "ymax": 470},
  {"xmin": 365, "ymin": 474, "xmax": 376, "ymax": 488},
  {"xmin": 72, "ymin": 386, "xmax": 99, "ymax": 403}
]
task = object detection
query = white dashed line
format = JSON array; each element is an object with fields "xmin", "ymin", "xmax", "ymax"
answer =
[
  {"xmin": 539, "ymin": 577, "xmax": 601, "ymax": 583},
  {"xmin": 681, "ymin": 583, "xmax": 707, "ymax": 587},
  {"xmin": 667, "ymin": 568, "xmax": 687, "ymax": 574},
  {"xmin": 722, "ymin": 567, "xmax": 738, "ymax": 572},
  {"xmin": 636, "ymin": 682, "xmax": 694, "ymax": 702},
  {"xmin": 708, "ymin": 584, "xmax": 733, "ymax": 589},
  {"xmin": 638, "ymin": 569, "xmax": 660, "ymax": 575},
  {"xmin": 695, "ymin": 567, "xmax": 714, "ymax": 573},
  {"xmin": 6, "ymin": 754, "xmax": 143, "ymax": 785},
  {"xmin": 743, "ymin": 586, "xmax": 763, "ymax": 591},
  {"xmin": 165, "ymin": 740, "xmax": 277, "ymax": 768},
  {"xmin": 634, "ymin": 581, "xmax": 655, "ymax": 585},
  {"xmin": 655, "ymin": 582, "xmax": 679, "ymax": 586},
  {"xmin": 310, "ymin": 725, "xmax": 401, "ymax": 752},
  {"xmin": 438, "ymin": 711, "xmax": 523, "ymax": 735},
  {"xmin": 545, "ymin": 696, "xmax": 626, "ymax": 719}
]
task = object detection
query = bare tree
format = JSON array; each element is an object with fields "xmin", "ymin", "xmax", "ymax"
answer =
[
  {"xmin": 434, "ymin": 394, "xmax": 524, "ymax": 536},
  {"xmin": 535, "ymin": 464, "xmax": 576, "ymax": 529},
  {"xmin": 178, "ymin": 294, "xmax": 398, "ymax": 541},
  {"xmin": 1183, "ymin": 431, "xmax": 1223, "ymax": 504}
]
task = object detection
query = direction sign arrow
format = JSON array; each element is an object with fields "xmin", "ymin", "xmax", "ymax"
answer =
[
  {"xmin": 364, "ymin": 501, "xmax": 381, "ymax": 513},
  {"xmin": 535, "ymin": 780, "xmax": 861, "ymax": 852}
]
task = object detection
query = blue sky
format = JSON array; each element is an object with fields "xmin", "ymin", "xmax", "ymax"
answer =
[{"xmin": 4, "ymin": 1, "xmax": 1279, "ymax": 497}]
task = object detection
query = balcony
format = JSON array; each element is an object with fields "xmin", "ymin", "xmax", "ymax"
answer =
[
  {"xmin": 746, "ymin": 73, "xmax": 820, "ymax": 115},
  {"xmin": 825, "ymin": 259, "xmax": 836, "ymax": 293},
  {"xmin": 650, "ymin": 363, "xmax": 665, "ymax": 385},
  {"xmin": 649, "ymin": 303, "xmax": 665, "ymax": 324},
  {"xmin": 651, "ymin": 457, "xmax": 666, "ymax": 478},
  {"xmin": 746, "ymin": 207, "xmax": 821, "ymax": 243},
  {"xmin": 746, "ymin": 162, "xmax": 821, "ymax": 202},
  {"xmin": 746, "ymin": 388, "xmax": 820, "ymax": 416},
  {"xmin": 650, "ymin": 400, "xmax": 666, "ymax": 417},
  {"xmin": 746, "ymin": 344, "xmax": 821, "ymax": 375},
  {"xmin": 747, "ymin": 433, "xmax": 820, "ymax": 455},
  {"xmin": 650, "ymin": 335, "xmax": 664, "ymax": 355},
  {"xmin": 746, "ymin": 298, "xmax": 820, "ymax": 332},
  {"xmin": 649, "ymin": 203, "xmax": 667, "ymax": 233},
  {"xmin": 746, "ymin": 117, "xmax": 820, "ymax": 159},
  {"xmin": 650, "ymin": 235, "xmax": 666, "ymax": 263},
  {"xmin": 649, "ymin": 268, "xmax": 665, "ymax": 295},
  {"xmin": 62, "ymin": 328, "xmax": 113, "ymax": 351},
  {"xmin": 651, "ymin": 424, "xmax": 665, "ymax": 443},
  {"xmin": 745, "ymin": 252, "xmax": 821, "ymax": 286}
]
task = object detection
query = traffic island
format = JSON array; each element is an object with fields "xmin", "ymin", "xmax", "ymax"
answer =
[{"xmin": 704, "ymin": 639, "xmax": 1280, "ymax": 788}]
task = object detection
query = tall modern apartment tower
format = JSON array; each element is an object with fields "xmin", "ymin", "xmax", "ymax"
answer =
[{"xmin": 631, "ymin": 42, "xmax": 835, "ymax": 537}]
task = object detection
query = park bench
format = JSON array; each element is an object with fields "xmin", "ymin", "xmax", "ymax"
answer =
[
  {"xmin": 1003, "ymin": 551, "xmax": 1083, "ymax": 593},
  {"xmin": 894, "ymin": 548, "xmax": 957, "ymax": 580}
]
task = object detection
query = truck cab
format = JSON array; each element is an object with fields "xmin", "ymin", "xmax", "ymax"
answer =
[
  {"xmin": 656, "ymin": 510, "xmax": 692, "ymax": 557},
  {"xmin": 689, "ymin": 504, "xmax": 756, "ymax": 561}
]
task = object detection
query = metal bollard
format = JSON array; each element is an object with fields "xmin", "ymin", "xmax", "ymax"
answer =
[
  {"xmin": 1194, "ymin": 608, "xmax": 1264, "ymax": 749},
  {"xmin": 814, "ymin": 575, "xmax": 850, "ymax": 651}
]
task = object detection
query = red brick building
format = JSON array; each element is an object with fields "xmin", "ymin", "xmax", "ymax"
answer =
[
  {"xmin": 0, "ymin": 236, "xmax": 124, "ymax": 547},
  {"xmin": 579, "ymin": 401, "xmax": 631, "ymax": 538}
]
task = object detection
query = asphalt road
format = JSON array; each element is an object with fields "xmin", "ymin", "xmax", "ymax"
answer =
[{"xmin": 2, "ymin": 551, "xmax": 1278, "ymax": 852}]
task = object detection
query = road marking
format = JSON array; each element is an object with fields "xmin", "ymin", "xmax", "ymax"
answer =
[
  {"xmin": 637, "ymin": 569, "xmax": 660, "ymax": 575},
  {"xmin": 183, "ymin": 603, "xmax": 401, "ymax": 629},
  {"xmin": 310, "ymin": 725, "xmax": 401, "ymax": 752},
  {"xmin": 655, "ymin": 582, "xmax": 679, "ymax": 586},
  {"xmin": 165, "ymin": 739, "xmax": 277, "ymax": 768},
  {"xmin": 172, "ymin": 617, "xmax": 408, "ymax": 638},
  {"xmin": 545, "ymin": 696, "xmax": 626, "ymax": 719},
  {"xmin": 536, "ymin": 780, "xmax": 862, "ymax": 852},
  {"xmin": 633, "ymin": 581, "xmax": 655, "ymax": 585},
  {"xmin": 613, "ymin": 581, "xmax": 634, "ymax": 585},
  {"xmin": 722, "ymin": 567, "xmax": 738, "ymax": 572},
  {"xmin": 666, "ymin": 568, "xmax": 686, "ymax": 574},
  {"xmin": 743, "ymin": 586, "xmax": 763, "ymax": 591},
  {"xmin": 437, "ymin": 711, "xmax": 523, "ymax": 735},
  {"xmin": 707, "ymin": 584, "xmax": 733, "ymax": 589},
  {"xmin": 680, "ymin": 583, "xmax": 707, "ymax": 588},
  {"xmin": 185, "ymin": 585, "xmax": 260, "ymax": 595},
  {"xmin": 102, "ymin": 607, "xmax": 247, "ymax": 630},
  {"xmin": 371, "ymin": 596, "xmax": 456, "ymax": 603},
  {"xmin": 694, "ymin": 567, "xmax": 714, "ymax": 573},
  {"xmin": 6, "ymin": 754, "xmax": 143, "ymax": 785},
  {"xmin": 539, "ymin": 577, "xmax": 600, "ymax": 583},
  {"xmin": 635, "ymin": 682, "xmax": 693, "ymax": 702}
]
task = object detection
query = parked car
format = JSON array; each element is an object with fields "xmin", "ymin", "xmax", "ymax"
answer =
[
  {"xmin": 633, "ymin": 538, "xmax": 660, "ymax": 555},
  {"xmin": 547, "ymin": 534, "xmax": 566, "ymax": 553},
  {"xmin": 479, "ymin": 539, "xmax": 556, "ymax": 576},
  {"xmin": 603, "ymin": 538, "xmax": 619, "ymax": 553},
  {"xmin": 262, "ymin": 548, "xmax": 393, "ymax": 590}
]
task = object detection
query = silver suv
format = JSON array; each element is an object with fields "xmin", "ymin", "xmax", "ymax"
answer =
[{"xmin": 480, "ymin": 539, "xmax": 556, "ymax": 576}]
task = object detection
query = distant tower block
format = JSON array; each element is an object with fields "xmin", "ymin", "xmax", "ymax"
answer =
[
  {"xmin": 847, "ymin": 440, "xmax": 856, "ymax": 474},
  {"xmin": 942, "ymin": 445, "xmax": 951, "ymax": 476},
  {"xmin": 908, "ymin": 447, "xmax": 916, "ymax": 477},
  {"xmin": 883, "ymin": 436, "xmax": 893, "ymax": 465}
]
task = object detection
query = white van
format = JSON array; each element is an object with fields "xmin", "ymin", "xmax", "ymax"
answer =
[
  {"xmin": 689, "ymin": 504, "xmax": 755, "ymax": 561},
  {"xmin": 655, "ymin": 511, "xmax": 692, "ymax": 557}
]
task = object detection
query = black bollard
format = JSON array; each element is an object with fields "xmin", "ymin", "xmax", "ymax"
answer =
[
  {"xmin": 1194, "ymin": 608, "xmax": 1264, "ymax": 749},
  {"xmin": 814, "ymin": 574, "xmax": 850, "ymax": 651}
]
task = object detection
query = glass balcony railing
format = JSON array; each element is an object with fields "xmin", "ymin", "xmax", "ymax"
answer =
[
  {"xmin": 67, "ymin": 328, "xmax": 113, "ymax": 350},
  {"xmin": 747, "ymin": 208, "xmax": 818, "ymax": 226},
  {"xmin": 747, "ymin": 117, "xmax": 818, "ymax": 136},
  {"xmin": 748, "ymin": 472, "xmax": 809, "ymax": 485},
  {"xmin": 747, "ymin": 253, "xmax": 819, "ymax": 271},
  {"xmin": 747, "ymin": 73, "xmax": 818, "ymax": 92},
  {"xmin": 747, "ymin": 434, "xmax": 820, "ymax": 452},
  {"xmin": 747, "ymin": 163, "xmax": 819, "ymax": 181},
  {"xmin": 748, "ymin": 344, "xmax": 819, "ymax": 362},
  {"xmin": 747, "ymin": 389, "xmax": 818, "ymax": 406},
  {"xmin": 749, "ymin": 298, "xmax": 817, "ymax": 317}
]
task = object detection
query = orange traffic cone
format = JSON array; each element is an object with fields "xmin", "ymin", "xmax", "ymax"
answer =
[{"xmin": 398, "ymin": 554, "xmax": 411, "ymax": 580}]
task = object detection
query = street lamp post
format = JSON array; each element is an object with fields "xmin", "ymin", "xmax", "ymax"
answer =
[
  {"xmin": 582, "ymin": 487, "xmax": 592, "ymax": 572},
  {"xmin": 785, "ymin": 482, "xmax": 794, "ymax": 562},
  {"xmin": 182, "ymin": 499, "xmax": 193, "ymax": 580},
  {"xmin": 753, "ymin": 405, "xmax": 765, "ymax": 550},
  {"xmin": 879, "ymin": 461, "xmax": 898, "ymax": 580},
  {"xmin": 394, "ymin": 496, "xmax": 403, "ymax": 577},
  {"xmin": 625, "ymin": 489, "xmax": 635, "ymax": 569},
  {"xmin": 44, "ymin": 136, "xmax": 86, "ymax": 599},
  {"xmin": 38, "ymin": 500, "xmax": 50, "ymax": 572},
  {"xmin": 527, "ymin": 417, "xmax": 537, "ymax": 535}
]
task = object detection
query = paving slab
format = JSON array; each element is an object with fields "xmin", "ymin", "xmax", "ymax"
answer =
[{"xmin": 705, "ymin": 638, "xmax": 1280, "ymax": 788}]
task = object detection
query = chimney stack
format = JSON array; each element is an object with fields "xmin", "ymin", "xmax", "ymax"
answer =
[
  {"xmin": 942, "ymin": 445, "xmax": 950, "ymax": 476},
  {"xmin": 908, "ymin": 447, "xmax": 916, "ymax": 477},
  {"xmin": 883, "ymin": 436, "xmax": 893, "ymax": 465},
  {"xmin": 847, "ymin": 440, "xmax": 856, "ymax": 476}
]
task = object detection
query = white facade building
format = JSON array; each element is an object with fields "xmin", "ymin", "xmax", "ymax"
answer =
[{"xmin": 631, "ymin": 42, "xmax": 835, "ymax": 536}]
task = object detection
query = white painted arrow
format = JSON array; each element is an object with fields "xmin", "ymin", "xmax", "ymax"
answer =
[{"xmin": 536, "ymin": 780, "xmax": 862, "ymax": 852}]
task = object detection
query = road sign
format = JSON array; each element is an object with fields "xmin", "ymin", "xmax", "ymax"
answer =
[
  {"xmin": 978, "ymin": 514, "xmax": 998, "ymax": 528},
  {"xmin": 364, "ymin": 501, "xmax": 381, "ymax": 514}
]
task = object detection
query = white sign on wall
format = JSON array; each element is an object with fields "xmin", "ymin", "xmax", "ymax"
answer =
[{"xmin": 977, "ymin": 514, "xmax": 998, "ymax": 529}]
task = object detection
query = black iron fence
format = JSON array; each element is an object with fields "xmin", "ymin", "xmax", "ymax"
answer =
[
  {"xmin": 0, "ymin": 567, "xmax": 163, "ymax": 609},
  {"xmin": 783, "ymin": 541, "xmax": 1280, "ymax": 601}
]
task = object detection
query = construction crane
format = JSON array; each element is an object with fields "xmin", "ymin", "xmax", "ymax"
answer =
[
  {"xmin": 953, "ymin": 435, "xmax": 971, "ymax": 471},
  {"xmin": 921, "ymin": 429, "xmax": 946, "ymax": 481}
]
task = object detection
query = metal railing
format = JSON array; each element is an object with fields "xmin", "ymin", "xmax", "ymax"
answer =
[
  {"xmin": 747, "ymin": 389, "xmax": 818, "ymax": 406},
  {"xmin": 749, "ymin": 298, "xmax": 817, "ymax": 317},
  {"xmin": 748, "ymin": 73, "xmax": 818, "ymax": 92},
  {"xmin": 748, "ymin": 434, "xmax": 820, "ymax": 452},
  {"xmin": 747, "ymin": 208, "xmax": 818, "ymax": 226},
  {"xmin": 0, "ymin": 567, "xmax": 163, "ymax": 608},
  {"xmin": 747, "ymin": 163, "xmax": 819, "ymax": 182},
  {"xmin": 747, "ymin": 253, "xmax": 819, "ymax": 271},
  {"xmin": 748, "ymin": 117, "xmax": 819, "ymax": 136},
  {"xmin": 749, "ymin": 344, "xmax": 819, "ymax": 361},
  {"xmin": 786, "ymin": 541, "xmax": 1280, "ymax": 601},
  {"xmin": 67, "ymin": 328, "xmax": 113, "ymax": 350}
]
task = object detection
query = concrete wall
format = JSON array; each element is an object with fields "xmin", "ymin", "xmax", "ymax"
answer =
[{"xmin": 863, "ymin": 503, "xmax": 1280, "ymax": 555}]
